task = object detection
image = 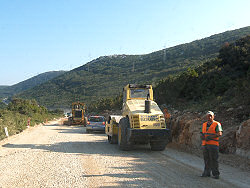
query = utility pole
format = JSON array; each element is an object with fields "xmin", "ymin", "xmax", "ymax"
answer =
[{"xmin": 163, "ymin": 45, "xmax": 166, "ymax": 64}]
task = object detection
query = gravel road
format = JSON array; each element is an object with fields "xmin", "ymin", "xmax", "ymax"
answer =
[{"xmin": 0, "ymin": 120, "xmax": 249, "ymax": 188}]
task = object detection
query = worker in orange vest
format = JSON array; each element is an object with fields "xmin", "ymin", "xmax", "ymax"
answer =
[
  {"xmin": 163, "ymin": 107, "xmax": 171, "ymax": 127},
  {"xmin": 163, "ymin": 108, "xmax": 171, "ymax": 121},
  {"xmin": 200, "ymin": 111, "xmax": 223, "ymax": 179},
  {"xmin": 163, "ymin": 106, "xmax": 172, "ymax": 141}
]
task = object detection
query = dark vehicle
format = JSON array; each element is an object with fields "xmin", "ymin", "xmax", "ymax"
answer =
[{"xmin": 86, "ymin": 116, "xmax": 106, "ymax": 133}]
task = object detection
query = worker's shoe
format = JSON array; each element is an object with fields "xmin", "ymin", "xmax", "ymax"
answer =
[{"xmin": 213, "ymin": 175, "xmax": 219, "ymax": 179}]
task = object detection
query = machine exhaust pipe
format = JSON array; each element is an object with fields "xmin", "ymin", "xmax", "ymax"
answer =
[{"xmin": 144, "ymin": 100, "xmax": 151, "ymax": 113}]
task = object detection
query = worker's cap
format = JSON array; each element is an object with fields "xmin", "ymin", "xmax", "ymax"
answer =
[{"xmin": 206, "ymin": 111, "xmax": 214, "ymax": 116}]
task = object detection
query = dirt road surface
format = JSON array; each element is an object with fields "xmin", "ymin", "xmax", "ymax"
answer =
[{"xmin": 0, "ymin": 120, "xmax": 249, "ymax": 188}]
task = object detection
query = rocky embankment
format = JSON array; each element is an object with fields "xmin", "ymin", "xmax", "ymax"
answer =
[{"xmin": 169, "ymin": 108, "xmax": 250, "ymax": 159}]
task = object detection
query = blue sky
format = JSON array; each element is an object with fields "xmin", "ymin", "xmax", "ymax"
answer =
[{"xmin": 0, "ymin": 0, "xmax": 249, "ymax": 85}]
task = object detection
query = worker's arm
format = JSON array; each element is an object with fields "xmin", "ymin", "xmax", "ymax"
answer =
[
  {"xmin": 217, "ymin": 131, "xmax": 222, "ymax": 137},
  {"xmin": 209, "ymin": 132, "xmax": 222, "ymax": 138},
  {"xmin": 205, "ymin": 132, "xmax": 222, "ymax": 141}
]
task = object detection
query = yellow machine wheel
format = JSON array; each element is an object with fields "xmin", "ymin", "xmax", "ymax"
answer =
[{"xmin": 118, "ymin": 127, "xmax": 121, "ymax": 144}]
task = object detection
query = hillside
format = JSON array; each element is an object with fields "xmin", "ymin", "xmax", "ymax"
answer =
[
  {"xmin": 82, "ymin": 35, "xmax": 250, "ymax": 114},
  {"xmin": 0, "ymin": 71, "xmax": 66, "ymax": 99},
  {"xmin": 154, "ymin": 35, "xmax": 250, "ymax": 112},
  {"xmin": 0, "ymin": 86, "xmax": 8, "ymax": 89},
  {"xmin": 17, "ymin": 26, "xmax": 250, "ymax": 108}
]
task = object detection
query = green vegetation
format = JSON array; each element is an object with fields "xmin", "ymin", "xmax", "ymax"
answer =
[
  {"xmin": 0, "ymin": 101, "xmax": 7, "ymax": 109},
  {"xmin": 87, "ymin": 94, "xmax": 123, "ymax": 113},
  {"xmin": 17, "ymin": 26, "xmax": 250, "ymax": 108},
  {"xmin": 154, "ymin": 35, "xmax": 250, "ymax": 112},
  {"xmin": 0, "ymin": 98, "xmax": 63, "ymax": 140}
]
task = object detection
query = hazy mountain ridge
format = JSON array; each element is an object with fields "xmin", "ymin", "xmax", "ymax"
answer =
[
  {"xmin": 17, "ymin": 26, "xmax": 250, "ymax": 108},
  {"xmin": 0, "ymin": 71, "xmax": 66, "ymax": 99},
  {"xmin": 0, "ymin": 86, "xmax": 8, "ymax": 89}
]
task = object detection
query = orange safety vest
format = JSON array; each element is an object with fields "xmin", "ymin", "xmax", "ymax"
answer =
[
  {"xmin": 164, "ymin": 112, "xmax": 171, "ymax": 119},
  {"xmin": 163, "ymin": 109, "xmax": 171, "ymax": 119},
  {"xmin": 202, "ymin": 121, "xmax": 220, "ymax": 146}
]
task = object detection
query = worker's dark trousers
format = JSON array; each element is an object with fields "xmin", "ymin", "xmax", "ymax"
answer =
[
  {"xmin": 165, "ymin": 120, "xmax": 172, "ymax": 142},
  {"xmin": 202, "ymin": 145, "xmax": 220, "ymax": 176}
]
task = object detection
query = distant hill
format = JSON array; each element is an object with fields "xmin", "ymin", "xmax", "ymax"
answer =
[
  {"xmin": 17, "ymin": 26, "xmax": 250, "ymax": 108},
  {"xmin": 0, "ymin": 86, "xmax": 8, "ymax": 89},
  {"xmin": 0, "ymin": 71, "xmax": 66, "ymax": 99}
]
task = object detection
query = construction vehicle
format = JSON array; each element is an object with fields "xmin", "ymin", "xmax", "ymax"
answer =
[
  {"xmin": 68, "ymin": 102, "xmax": 87, "ymax": 126},
  {"xmin": 106, "ymin": 84, "xmax": 170, "ymax": 151}
]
